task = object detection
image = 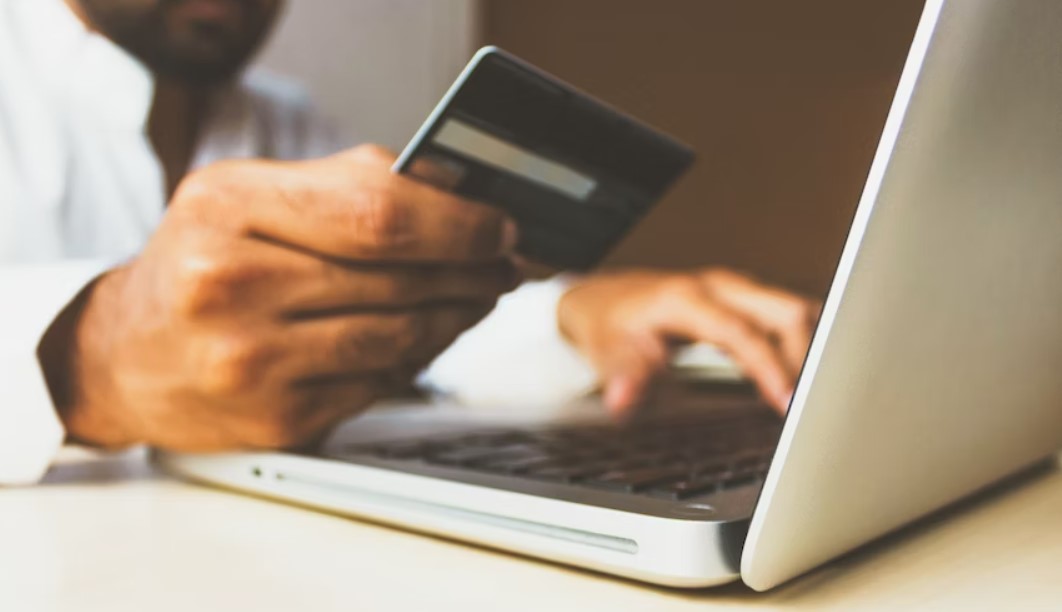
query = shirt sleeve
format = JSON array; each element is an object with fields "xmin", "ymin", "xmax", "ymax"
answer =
[
  {"xmin": 419, "ymin": 276, "xmax": 600, "ymax": 410},
  {"xmin": 0, "ymin": 260, "xmax": 109, "ymax": 485}
]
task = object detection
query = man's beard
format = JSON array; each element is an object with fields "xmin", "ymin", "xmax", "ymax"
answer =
[{"xmin": 77, "ymin": 0, "xmax": 280, "ymax": 86}]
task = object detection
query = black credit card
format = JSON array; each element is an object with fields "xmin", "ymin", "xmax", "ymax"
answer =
[{"xmin": 393, "ymin": 46, "xmax": 695, "ymax": 270}]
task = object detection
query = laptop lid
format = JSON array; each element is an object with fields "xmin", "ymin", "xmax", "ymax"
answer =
[{"xmin": 743, "ymin": 0, "xmax": 1062, "ymax": 591}]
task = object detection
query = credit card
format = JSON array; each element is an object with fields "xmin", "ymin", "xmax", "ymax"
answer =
[{"xmin": 393, "ymin": 46, "xmax": 695, "ymax": 270}]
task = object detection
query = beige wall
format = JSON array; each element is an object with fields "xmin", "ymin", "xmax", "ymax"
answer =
[
  {"xmin": 256, "ymin": 0, "xmax": 478, "ymax": 151},
  {"xmin": 482, "ymin": 0, "xmax": 925, "ymax": 295}
]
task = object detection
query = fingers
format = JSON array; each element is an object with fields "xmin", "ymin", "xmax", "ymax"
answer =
[
  {"xmin": 190, "ymin": 238, "xmax": 520, "ymax": 317},
  {"xmin": 163, "ymin": 229, "xmax": 519, "ymax": 323},
  {"xmin": 172, "ymin": 144, "xmax": 517, "ymax": 264},
  {"xmin": 558, "ymin": 270, "xmax": 804, "ymax": 416},
  {"xmin": 595, "ymin": 335, "xmax": 669, "ymax": 416},
  {"xmin": 654, "ymin": 288, "xmax": 795, "ymax": 412},
  {"xmin": 700, "ymin": 269, "xmax": 817, "ymax": 372},
  {"xmin": 282, "ymin": 260, "xmax": 518, "ymax": 317},
  {"xmin": 275, "ymin": 252, "xmax": 519, "ymax": 317},
  {"xmin": 275, "ymin": 304, "xmax": 494, "ymax": 381}
]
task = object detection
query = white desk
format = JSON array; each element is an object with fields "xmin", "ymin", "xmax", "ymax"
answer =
[{"xmin": 2, "ymin": 447, "xmax": 1060, "ymax": 612}]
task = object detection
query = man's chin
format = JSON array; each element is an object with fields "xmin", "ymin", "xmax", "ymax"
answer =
[
  {"xmin": 150, "ymin": 56, "xmax": 246, "ymax": 86},
  {"xmin": 170, "ymin": 0, "xmax": 248, "ymax": 30}
]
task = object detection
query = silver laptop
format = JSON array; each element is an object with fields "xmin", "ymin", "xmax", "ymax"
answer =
[{"xmin": 158, "ymin": 0, "xmax": 1062, "ymax": 591}]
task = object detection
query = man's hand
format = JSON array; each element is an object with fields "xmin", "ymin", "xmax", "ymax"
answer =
[
  {"xmin": 48, "ymin": 145, "xmax": 518, "ymax": 451},
  {"xmin": 558, "ymin": 268, "xmax": 819, "ymax": 416}
]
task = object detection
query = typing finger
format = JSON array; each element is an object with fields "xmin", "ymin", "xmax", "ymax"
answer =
[{"xmin": 700, "ymin": 268, "xmax": 816, "ymax": 373}]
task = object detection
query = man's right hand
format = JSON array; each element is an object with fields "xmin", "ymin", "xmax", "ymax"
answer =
[{"xmin": 48, "ymin": 145, "xmax": 518, "ymax": 451}]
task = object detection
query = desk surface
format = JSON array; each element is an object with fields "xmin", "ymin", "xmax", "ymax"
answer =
[{"xmin": 2, "ymin": 447, "xmax": 1060, "ymax": 612}]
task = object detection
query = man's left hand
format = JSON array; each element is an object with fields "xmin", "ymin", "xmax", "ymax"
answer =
[{"xmin": 558, "ymin": 268, "xmax": 820, "ymax": 416}]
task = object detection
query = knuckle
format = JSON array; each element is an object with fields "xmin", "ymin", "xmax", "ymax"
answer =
[
  {"xmin": 356, "ymin": 191, "xmax": 416, "ymax": 253},
  {"xmin": 248, "ymin": 415, "xmax": 304, "ymax": 449},
  {"xmin": 662, "ymin": 276, "xmax": 703, "ymax": 305},
  {"xmin": 170, "ymin": 162, "xmax": 243, "ymax": 216},
  {"xmin": 454, "ymin": 208, "xmax": 505, "ymax": 257},
  {"xmin": 699, "ymin": 266, "xmax": 726, "ymax": 282},
  {"xmin": 389, "ymin": 313, "xmax": 427, "ymax": 355},
  {"xmin": 171, "ymin": 253, "xmax": 247, "ymax": 317},
  {"xmin": 785, "ymin": 301, "xmax": 807, "ymax": 329},
  {"xmin": 700, "ymin": 266, "xmax": 741, "ymax": 291},
  {"xmin": 783, "ymin": 300, "xmax": 813, "ymax": 329},
  {"xmin": 349, "ymin": 143, "xmax": 396, "ymax": 166},
  {"xmin": 170, "ymin": 168, "xmax": 216, "ymax": 210},
  {"xmin": 197, "ymin": 334, "xmax": 271, "ymax": 395}
]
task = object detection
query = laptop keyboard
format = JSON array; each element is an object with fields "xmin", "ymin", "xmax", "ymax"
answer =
[{"xmin": 341, "ymin": 411, "xmax": 781, "ymax": 501}]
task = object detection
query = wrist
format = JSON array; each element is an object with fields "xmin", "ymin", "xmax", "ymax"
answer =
[{"xmin": 38, "ymin": 270, "xmax": 138, "ymax": 448}]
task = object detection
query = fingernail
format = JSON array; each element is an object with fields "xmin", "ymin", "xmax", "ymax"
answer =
[
  {"xmin": 606, "ymin": 376, "xmax": 645, "ymax": 420},
  {"xmin": 780, "ymin": 389, "xmax": 795, "ymax": 412},
  {"xmin": 500, "ymin": 220, "xmax": 520, "ymax": 254},
  {"xmin": 604, "ymin": 379, "xmax": 628, "ymax": 412}
]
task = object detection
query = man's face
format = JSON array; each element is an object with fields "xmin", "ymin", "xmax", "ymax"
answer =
[{"xmin": 74, "ymin": 0, "xmax": 283, "ymax": 85}]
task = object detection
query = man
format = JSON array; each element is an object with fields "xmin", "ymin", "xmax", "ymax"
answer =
[{"xmin": 0, "ymin": 0, "xmax": 816, "ymax": 485}]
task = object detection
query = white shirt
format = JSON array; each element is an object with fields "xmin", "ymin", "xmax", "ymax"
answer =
[{"xmin": 0, "ymin": 0, "xmax": 597, "ymax": 485}]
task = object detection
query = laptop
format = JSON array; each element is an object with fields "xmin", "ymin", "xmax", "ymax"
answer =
[{"xmin": 158, "ymin": 0, "xmax": 1062, "ymax": 591}]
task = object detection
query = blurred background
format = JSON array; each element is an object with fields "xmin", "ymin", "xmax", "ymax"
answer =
[{"xmin": 259, "ymin": 0, "xmax": 924, "ymax": 296}]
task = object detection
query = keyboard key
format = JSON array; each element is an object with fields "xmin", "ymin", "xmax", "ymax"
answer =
[
  {"xmin": 472, "ymin": 444, "xmax": 549, "ymax": 462},
  {"xmin": 478, "ymin": 455, "xmax": 559, "ymax": 474},
  {"xmin": 372, "ymin": 441, "xmax": 433, "ymax": 459},
  {"xmin": 525, "ymin": 463, "xmax": 612, "ymax": 483},
  {"xmin": 647, "ymin": 476, "xmax": 723, "ymax": 500},
  {"xmin": 721, "ymin": 474, "xmax": 761, "ymax": 490},
  {"xmin": 731, "ymin": 456, "xmax": 766, "ymax": 470},
  {"xmin": 689, "ymin": 462, "xmax": 728, "ymax": 476},
  {"xmin": 585, "ymin": 467, "xmax": 690, "ymax": 492},
  {"xmin": 426, "ymin": 447, "xmax": 508, "ymax": 467}
]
